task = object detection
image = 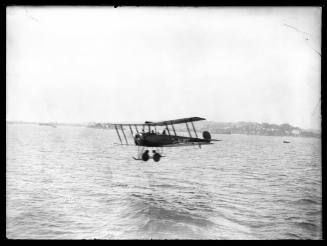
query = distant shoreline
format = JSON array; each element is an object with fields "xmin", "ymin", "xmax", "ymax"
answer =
[
  {"xmin": 6, "ymin": 120, "xmax": 321, "ymax": 139},
  {"xmin": 6, "ymin": 121, "xmax": 87, "ymax": 127}
]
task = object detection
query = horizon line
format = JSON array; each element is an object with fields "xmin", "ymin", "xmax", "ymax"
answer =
[{"xmin": 5, "ymin": 119, "xmax": 321, "ymax": 131}]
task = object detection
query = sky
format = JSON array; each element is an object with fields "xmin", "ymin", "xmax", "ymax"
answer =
[{"xmin": 6, "ymin": 7, "xmax": 321, "ymax": 130}]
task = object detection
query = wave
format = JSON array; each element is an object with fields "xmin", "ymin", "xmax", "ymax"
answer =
[
  {"xmin": 295, "ymin": 198, "xmax": 319, "ymax": 205},
  {"xmin": 294, "ymin": 221, "xmax": 318, "ymax": 231}
]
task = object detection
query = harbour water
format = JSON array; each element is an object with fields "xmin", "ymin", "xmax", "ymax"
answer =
[{"xmin": 6, "ymin": 123, "xmax": 322, "ymax": 239}]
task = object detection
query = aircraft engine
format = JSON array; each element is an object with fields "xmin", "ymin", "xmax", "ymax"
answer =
[
  {"xmin": 134, "ymin": 133, "xmax": 142, "ymax": 145},
  {"xmin": 202, "ymin": 131, "xmax": 211, "ymax": 141}
]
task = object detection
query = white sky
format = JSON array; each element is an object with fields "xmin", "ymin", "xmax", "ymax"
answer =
[{"xmin": 6, "ymin": 7, "xmax": 321, "ymax": 129}]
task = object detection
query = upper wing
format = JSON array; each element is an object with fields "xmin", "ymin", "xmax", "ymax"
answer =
[
  {"xmin": 148, "ymin": 117, "xmax": 206, "ymax": 126},
  {"xmin": 108, "ymin": 117, "xmax": 205, "ymax": 126}
]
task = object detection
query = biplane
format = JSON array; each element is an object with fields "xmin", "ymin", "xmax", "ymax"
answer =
[{"xmin": 110, "ymin": 117, "xmax": 220, "ymax": 162}]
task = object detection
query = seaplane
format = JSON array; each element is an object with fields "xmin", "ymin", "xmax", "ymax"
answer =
[{"xmin": 110, "ymin": 117, "xmax": 220, "ymax": 162}]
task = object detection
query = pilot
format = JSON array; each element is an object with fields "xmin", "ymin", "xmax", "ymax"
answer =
[
  {"xmin": 162, "ymin": 129, "xmax": 166, "ymax": 135},
  {"xmin": 151, "ymin": 130, "xmax": 155, "ymax": 134}
]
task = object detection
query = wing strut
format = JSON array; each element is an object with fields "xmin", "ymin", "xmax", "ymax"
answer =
[
  {"xmin": 120, "ymin": 124, "xmax": 128, "ymax": 145},
  {"xmin": 129, "ymin": 125, "xmax": 134, "ymax": 137},
  {"xmin": 134, "ymin": 125, "xmax": 139, "ymax": 133},
  {"xmin": 165, "ymin": 124, "xmax": 171, "ymax": 136},
  {"xmin": 171, "ymin": 123, "xmax": 177, "ymax": 136},
  {"xmin": 191, "ymin": 121, "xmax": 201, "ymax": 148},
  {"xmin": 185, "ymin": 122, "xmax": 192, "ymax": 138},
  {"xmin": 115, "ymin": 125, "xmax": 123, "ymax": 144},
  {"xmin": 191, "ymin": 121, "xmax": 198, "ymax": 138}
]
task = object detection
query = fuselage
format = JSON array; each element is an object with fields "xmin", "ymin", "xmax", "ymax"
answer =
[{"xmin": 134, "ymin": 132, "xmax": 211, "ymax": 147}]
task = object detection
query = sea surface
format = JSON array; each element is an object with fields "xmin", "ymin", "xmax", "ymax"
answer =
[{"xmin": 6, "ymin": 123, "xmax": 322, "ymax": 239}]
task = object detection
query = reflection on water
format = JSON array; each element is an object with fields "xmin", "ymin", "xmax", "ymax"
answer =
[{"xmin": 6, "ymin": 124, "xmax": 321, "ymax": 239}]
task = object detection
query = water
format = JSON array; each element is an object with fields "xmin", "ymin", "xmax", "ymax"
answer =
[{"xmin": 6, "ymin": 124, "xmax": 322, "ymax": 239}]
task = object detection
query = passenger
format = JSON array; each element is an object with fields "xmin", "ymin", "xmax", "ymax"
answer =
[{"xmin": 152, "ymin": 149, "xmax": 161, "ymax": 157}]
